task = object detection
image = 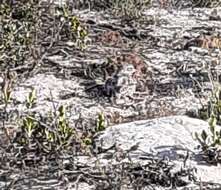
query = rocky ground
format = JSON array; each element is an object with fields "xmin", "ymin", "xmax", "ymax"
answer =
[
  {"xmin": 1, "ymin": 0, "xmax": 221, "ymax": 189},
  {"xmin": 7, "ymin": 5, "xmax": 221, "ymax": 125}
]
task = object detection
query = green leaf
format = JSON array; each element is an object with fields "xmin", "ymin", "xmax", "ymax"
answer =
[
  {"xmin": 201, "ymin": 130, "xmax": 208, "ymax": 141},
  {"xmin": 96, "ymin": 113, "xmax": 105, "ymax": 132},
  {"xmin": 26, "ymin": 89, "xmax": 36, "ymax": 108},
  {"xmin": 59, "ymin": 105, "xmax": 65, "ymax": 115},
  {"xmin": 217, "ymin": 100, "xmax": 221, "ymax": 112},
  {"xmin": 209, "ymin": 115, "xmax": 216, "ymax": 135},
  {"xmin": 194, "ymin": 132, "xmax": 204, "ymax": 146},
  {"xmin": 83, "ymin": 137, "xmax": 92, "ymax": 145}
]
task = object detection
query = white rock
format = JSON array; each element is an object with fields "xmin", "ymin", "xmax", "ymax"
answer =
[{"xmin": 98, "ymin": 115, "xmax": 221, "ymax": 184}]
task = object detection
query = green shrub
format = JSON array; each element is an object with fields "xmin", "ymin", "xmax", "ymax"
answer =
[
  {"xmin": 55, "ymin": 6, "xmax": 88, "ymax": 50},
  {"xmin": 0, "ymin": 1, "xmax": 39, "ymax": 69},
  {"xmin": 195, "ymin": 87, "xmax": 221, "ymax": 164}
]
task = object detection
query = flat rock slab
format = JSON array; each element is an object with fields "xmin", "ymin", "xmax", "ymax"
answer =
[{"xmin": 98, "ymin": 115, "xmax": 221, "ymax": 184}]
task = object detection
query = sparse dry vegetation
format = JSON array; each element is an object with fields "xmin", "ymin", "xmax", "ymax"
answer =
[{"xmin": 1, "ymin": 0, "xmax": 221, "ymax": 189}]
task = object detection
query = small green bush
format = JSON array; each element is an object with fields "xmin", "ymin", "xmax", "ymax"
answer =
[
  {"xmin": 195, "ymin": 87, "xmax": 221, "ymax": 164},
  {"xmin": 55, "ymin": 6, "xmax": 88, "ymax": 50},
  {"xmin": 0, "ymin": 1, "xmax": 39, "ymax": 69}
]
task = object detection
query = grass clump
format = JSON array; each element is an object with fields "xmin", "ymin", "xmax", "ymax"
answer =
[
  {"xmin": 11, "ymin": 107, "xmax": 76, "ymax": 167},
  {"xmin": 55, "ymin": 6, "xmax": 88, "ymax": 50},
  {"xmin": 195, "ymin": 86, "xmax": 221, "ymax": 164},
  {"xmin": 16, "ymin": 104, "xmax": 75, "ymax": 154},
  {"xmin": 13, "ymin": 92, "xmax": 108, "ymax": 162}
]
